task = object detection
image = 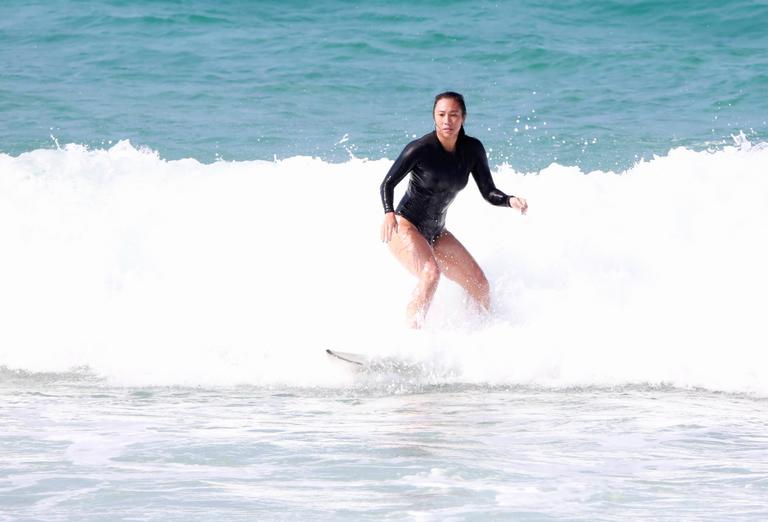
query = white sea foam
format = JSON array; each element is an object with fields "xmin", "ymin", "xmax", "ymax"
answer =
[{"xmin": 1, "ymin": 138, "xmax": 766, "ymax": 392}]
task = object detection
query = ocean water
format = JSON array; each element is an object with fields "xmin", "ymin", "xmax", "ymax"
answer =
[
  {"xmin": 2, "ymin": 0, "xmax": 767, "ymax": 170},
  {"xmin": 2, "ymin": 1, "xmax": 768, "ymax": 520}
]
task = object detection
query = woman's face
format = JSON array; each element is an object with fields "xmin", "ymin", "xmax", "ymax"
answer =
[{"xmin": 433, "ymin": 98, "xmax": 465, "ymax": 141}]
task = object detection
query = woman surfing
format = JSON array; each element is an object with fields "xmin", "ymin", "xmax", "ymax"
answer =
[{"xmin": 380, "ymin": 92, "xmax": 528, "ymax": 328}]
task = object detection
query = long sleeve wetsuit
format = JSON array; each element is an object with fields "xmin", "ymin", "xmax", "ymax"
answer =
[{"xmin": 379, "ymin": 130, "xmax": 512, "ymax": 244}]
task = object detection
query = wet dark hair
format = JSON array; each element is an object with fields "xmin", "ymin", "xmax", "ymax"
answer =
[{"xmin": 433, "ymin": 91, "xmax": 467, "ymax": 117}]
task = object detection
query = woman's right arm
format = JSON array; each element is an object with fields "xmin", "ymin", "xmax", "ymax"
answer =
[{"xmin": 379, "ymin": 141, "xmax": 419, "ymax": 242}]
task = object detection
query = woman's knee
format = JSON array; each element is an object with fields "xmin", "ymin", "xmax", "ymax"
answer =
[{"xmin": 421, "ymin": 259, "xmax": 441, "ymax": 287}]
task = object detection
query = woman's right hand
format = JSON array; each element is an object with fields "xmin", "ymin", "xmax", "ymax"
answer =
[{"xmin": 381, "ymin": 212, "xmax": 398, "ymax": 243}]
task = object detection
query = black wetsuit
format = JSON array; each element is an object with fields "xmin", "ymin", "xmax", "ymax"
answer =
[{"xmin": 380, "ymin": 130, "xmax": 512, "ymax": 244}]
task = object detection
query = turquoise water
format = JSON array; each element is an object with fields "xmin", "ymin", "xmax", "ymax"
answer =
[
  {"xmin": 2, "ymin": 0, "xmax": 767, "ymax": 169},
  {"xmin": 3, "ymin": 2, "xmax": 768, "ymax": 520}
]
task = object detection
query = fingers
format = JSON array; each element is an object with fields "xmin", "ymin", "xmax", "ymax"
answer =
[
  {"xmin": 381, "ymin": 223, "xmax": 390, "ymax": 243},
  {"xmin": 383, "ymin": 223, "xmax": 395, "ymax": 242},
  {"xmin": 511, "ymin": 196, "xmax": 528, "ymax": 215},
  {"xmin": 381, "ymin": 214, "xmax": 398, "ymax": 243}
]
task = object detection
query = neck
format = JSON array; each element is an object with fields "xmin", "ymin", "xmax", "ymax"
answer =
[{"xmin": 436, "ymin": 132, "xmax": 458, "ymax": 152}]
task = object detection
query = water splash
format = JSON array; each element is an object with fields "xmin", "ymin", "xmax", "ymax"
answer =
[{"xmin": 1, "ymin": 139, "xmax": 767, "ymax": 393}]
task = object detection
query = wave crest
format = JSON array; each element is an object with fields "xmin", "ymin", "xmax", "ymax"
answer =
[{"xmin": 1, "ymin": 139, "xmax": 767, "ymax": 393}]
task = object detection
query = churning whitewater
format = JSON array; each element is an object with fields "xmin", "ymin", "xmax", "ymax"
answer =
[{"xmin": 1, "ymin": 137, "xmax": 766, "ymax": 394}]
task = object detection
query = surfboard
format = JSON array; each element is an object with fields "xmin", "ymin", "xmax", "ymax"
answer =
[
  {"xmin": 325, "ymin": 349, "xmax": 422, "ymax": 377},
  {"xmin": 325, "ymin": 349, "xmax": 369, "ymax": 367}
]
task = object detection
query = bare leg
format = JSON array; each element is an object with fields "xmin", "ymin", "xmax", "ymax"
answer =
[
  {"xmin": 387, "ymin": 216, "xmax": 441, "ymax": 328},
  {"xmin": 432, "ymin": 231, "xmax": 490, "ymax": 312}
]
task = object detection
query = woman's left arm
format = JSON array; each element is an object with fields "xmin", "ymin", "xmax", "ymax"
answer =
[{"xmin": 470, "ymin": 140, "xmax": 528, "ymax": 215}]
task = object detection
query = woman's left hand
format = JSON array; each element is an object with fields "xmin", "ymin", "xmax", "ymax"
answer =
[{"xmin": 509, "ymin": 196, "xmax": 528, "ymax": 215}]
